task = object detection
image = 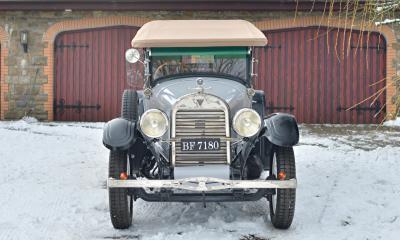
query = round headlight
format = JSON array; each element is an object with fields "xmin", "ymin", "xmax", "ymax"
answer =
[
  {"xmin": 233, "ymin": 108, "xmax": 261, "ymax": 137},
  {"xmin": 139, "ymin": 109, "xmax": 169, "ymax": 138}
]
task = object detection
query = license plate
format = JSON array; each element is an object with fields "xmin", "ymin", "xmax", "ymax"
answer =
[{"xmin": 180, "ymin": 138, "xmax": 221, "ymax": 151}]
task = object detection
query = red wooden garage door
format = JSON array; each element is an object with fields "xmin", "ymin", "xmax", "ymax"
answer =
[
  {"xmin": 254, "ymin": 27, "xmax": 386, "ymax": 124},
  {"xmin": 54, "ymin": 26, "xmax": 142, "ymax": 122},
  {"xmin": 0, "ymin": 45, "xmax": 1, "ymax": 118}
]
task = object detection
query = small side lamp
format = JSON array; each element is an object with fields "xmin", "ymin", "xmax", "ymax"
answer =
[{"xmin": 20, "ymin": 31, "xmax": 28, "ymax": 53}]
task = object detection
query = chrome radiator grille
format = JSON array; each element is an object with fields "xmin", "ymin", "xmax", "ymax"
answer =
[{"xmin": 173, "ymin": 109, "xmax": 230, "ymax": 166}]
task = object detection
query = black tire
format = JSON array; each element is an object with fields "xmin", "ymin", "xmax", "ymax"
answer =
[
  {"xmin": 109, "ymin": 150, "xmax": 133, "ymax": 229},
  {"xmin": 121, "ymin": 89, "xmax": 138, "ymax": 121},
  {"xmin": 268, "ymin": 146, "xmax": 296, "ymax": 229}
]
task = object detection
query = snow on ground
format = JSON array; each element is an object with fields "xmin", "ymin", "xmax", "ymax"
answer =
[
  {"xmin": 0, "ymin": 120, "xmax": 399, "ymax": 240},
  {"xmin": 384, "ymin": 117, "xmax": 400, "ymax": 127}
]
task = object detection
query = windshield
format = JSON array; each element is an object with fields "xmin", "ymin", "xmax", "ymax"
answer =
[{"xmin": 151, "ymin": 47, "xmax": 249, "ymax": 82}]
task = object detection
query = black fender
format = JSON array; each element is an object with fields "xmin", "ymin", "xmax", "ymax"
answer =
[
  {"xmin": 252, "ymin": 90, "xmax": 265, "ymax": 120},
  {"xmin": 103, "ymin": 118, "xmax": 136, "ymax": 151},
  {"xmin": 137, "ymin": 90, "xmax": 145, "ymax": 116},
  {"xmin": 262, "ymin": 113, "xmax": 299, "ymax": 147}
]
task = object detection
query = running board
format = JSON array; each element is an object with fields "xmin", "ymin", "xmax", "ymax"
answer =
[{"xmin": 107, "ymin": 177, "xmax": 297, "ymax": 192}]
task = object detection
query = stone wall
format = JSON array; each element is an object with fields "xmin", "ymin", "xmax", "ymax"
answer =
[{"xmin": 0, "ymin": 10, "xmax": 398, "ymax": 120}]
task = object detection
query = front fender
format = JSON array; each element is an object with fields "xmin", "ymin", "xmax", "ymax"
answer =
[
  {"xmin": 103, "ymin": 118, "xmax": 136, "ymax": 151},
  {"xmin": 262, "ymin": 113, "xmax": 299, "ymax": 147}
]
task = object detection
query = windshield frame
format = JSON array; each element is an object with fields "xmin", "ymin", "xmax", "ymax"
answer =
[
  {"xmin": 148, "ymin": 47, "xmax": 251, "ymax": 87},
  {"xmin": 153, "ymin": 72, "xmax": 250, "ymax": 86}
]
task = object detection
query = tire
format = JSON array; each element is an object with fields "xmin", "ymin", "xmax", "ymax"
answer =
[
  {"xmin": 121, "ymin": 89, "xmax": 138, "ymax": 121},
  {"xmin": 268, "ymin": 146, "xmax": 296, "ymax": 229},
  {"xmin": 109, "ymin": 150, "xmax": 133, "ymax": 229}
]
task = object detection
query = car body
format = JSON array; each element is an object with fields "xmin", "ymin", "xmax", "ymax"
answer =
[{"xmin": 102, "ymin": 20, "xmax": 299, "ymax": 229}]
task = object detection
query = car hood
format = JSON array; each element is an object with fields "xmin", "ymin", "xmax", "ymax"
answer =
[{"xmin": 143, "ymin": 77, "xmax": 252, "ymax": 117}]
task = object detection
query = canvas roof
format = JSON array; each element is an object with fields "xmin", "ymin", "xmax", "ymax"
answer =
[{"xmin": 131, "ymin": 20, "xmax": 268, "ymax": 48}]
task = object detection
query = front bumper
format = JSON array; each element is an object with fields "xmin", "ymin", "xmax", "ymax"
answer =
[{"xmin": 107, "ymin": 177, "xmax": 297, "ymax": 192}]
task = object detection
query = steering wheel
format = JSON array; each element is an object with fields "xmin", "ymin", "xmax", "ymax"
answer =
[
  {"xmin": 154, "ymin": 61, "xmax": 180, "ymax": 79},
  {"xmin": 154, "ymin": 62, "xmax": 168, "ymax": 78},
  {"xmin": 154, "ymin": 61, "xmax": 192, "ymax": 79}
]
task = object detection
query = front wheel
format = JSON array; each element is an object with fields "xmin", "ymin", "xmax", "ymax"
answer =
[
  {"xmin": 109, "ymin": 150, "xmax": 133, "ymax": 229},
  {"xmin": 268, "ymin": 146, "xmax": 296, "ymax": 229}
]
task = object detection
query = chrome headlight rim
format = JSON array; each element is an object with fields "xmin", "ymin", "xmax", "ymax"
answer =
[
  {"xmin": 232, "ymin": 108, "xmax": 262, "ymax": 138},
  {"xmin": 139, "ymin": 109, "xmax": 169, "ymax": 138}
]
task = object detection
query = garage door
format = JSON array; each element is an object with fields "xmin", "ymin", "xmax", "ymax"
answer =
[
  {"xmin": 54, "ymin": 26, "xmax": 142, "ymax": 121},
  {"xmin": 0, "ymin": 44, "xmax": 1, "ymax": 118},
  {"xmin": 254, "ymin": 27, "xmax": 386, "ymax": 124}
]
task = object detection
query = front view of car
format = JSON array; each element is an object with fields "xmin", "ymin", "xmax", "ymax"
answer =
[
  {"xmin": 144, "ymin": 47, "xmax": 254, "ymax": 171},
  {"xmin": 102, "ymin": 20, "xmax": 299, "ymax": 230}
]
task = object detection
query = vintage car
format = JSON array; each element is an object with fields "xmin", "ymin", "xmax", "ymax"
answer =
[{"xmin": 103, "ymin": 20, "xmax": 299, "ymax": 229}]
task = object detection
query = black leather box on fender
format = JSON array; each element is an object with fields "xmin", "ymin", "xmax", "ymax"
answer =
[
  {"xmin": 263, "ymin": 113, "xmax": 299, "ymax": 147},
  {"xmin": 103, "ymin": 118, "xmax": 136, "ymax": 151}
]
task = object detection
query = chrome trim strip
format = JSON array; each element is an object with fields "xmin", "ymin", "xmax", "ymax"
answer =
[
  {"xmin": 165, "ymin": 137, "xmax": 239, "ymax": 142},
  {"xmin": 108, "ymin": 177, "xmax": 297, "ymax": 192}
]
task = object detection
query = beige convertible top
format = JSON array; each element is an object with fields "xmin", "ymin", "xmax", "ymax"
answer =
[{"xmin": 131, "ymin": 20, "xmax": 267, "ymax": 48}]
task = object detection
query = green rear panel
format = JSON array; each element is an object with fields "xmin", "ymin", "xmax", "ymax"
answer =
[{"xmin": 151, "ymin": 47, "xmax": 249, "ymax": 57}]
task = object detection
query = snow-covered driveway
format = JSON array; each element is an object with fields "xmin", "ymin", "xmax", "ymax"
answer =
[{"xmin": 0, "ymin": 121, "xmax": 399, "ymax": 240}]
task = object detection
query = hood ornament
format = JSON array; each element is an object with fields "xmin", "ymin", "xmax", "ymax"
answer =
[
  {"xmin": 189, "ymin": 78, "xmax": 210, "ymax": 94},
  {"xmin": 197, "ymin": 78, "xmax": 204, "ymax": 86}
]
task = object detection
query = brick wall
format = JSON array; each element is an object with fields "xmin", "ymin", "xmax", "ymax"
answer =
[
  {"xmin": 0, "ymin": 27, "xmax": 9, "ymax": 120},
  {"xmin": 0, "ymin": 10, "xmax": 398, "ymax": 120},
  {"xmin": 392, "ymin": 24, "xmax": 400, "ymax": 117}
]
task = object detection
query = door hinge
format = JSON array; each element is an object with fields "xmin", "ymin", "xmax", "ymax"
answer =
[
  {"xmin": 265, "ymin": 102, "xmax": 294, "ymax": 112},
  {"xmin": 55, "ymin": 43, "xmax": 89, "ymax": 50},
  {"xmin": 54, "ymin": 99, "xmax": 101, "ymax": 115},
  {"xmin": 261, "ymin": 45, "xmax": 282, "ymax": 49},
  {"xmin": 337, "ymin": 101, "xmax": 382, "ymax": 115},
  {"xmin": 350, "ymin": 45, "xmax": 386, "ymax": 52}
]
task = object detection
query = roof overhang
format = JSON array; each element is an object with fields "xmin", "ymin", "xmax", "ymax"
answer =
[
  {"xmin": 131, "ymin": 20, "xmax": 268, "ymax": 48},
  {"xmin": 0, "ymin": 0, "xmax": 361, "ymax": 11}
]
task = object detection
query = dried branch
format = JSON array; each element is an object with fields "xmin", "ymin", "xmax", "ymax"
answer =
[
  {"xmin": 295, "ymin": 0, "xmax": 400, "ymax": 121},
  {"xmin": 346, "ymin": 86, "xmax": 386, "ymax": 111}
]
